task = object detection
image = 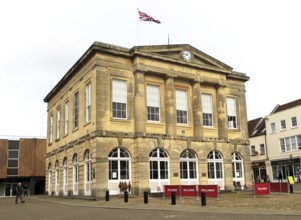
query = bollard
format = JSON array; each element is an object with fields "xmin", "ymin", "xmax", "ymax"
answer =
[
  {"xmin": 124, "ymin": 191, "xmax": 128, "ymax": 203},
  {"xmin": 290, "ymin": 184, "xmax": 293, "ymax": 193},
  {"xmin": 105, "ymin": 190, "xmax": 109, "ymax": 201},
  {"xmin": 201, "ymin": 192, "xmax": 206, "ymax": 206},
  {"xmin": 144, "ymin": 191, "xmax": 148, "ymax": 204},
  {"xmin": 171, "ymin": 191, "xmax": 176, "ymax": 205}
]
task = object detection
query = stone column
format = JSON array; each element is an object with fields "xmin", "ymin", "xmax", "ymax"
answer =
[
  {"xmin": 216, "ymin": 86, "xmax": 228, "ymax": 140},
  {"xmin": 134, "ymin": 71, "xmax": 146, "ymax": 135},
  {"xmin": 192, "ymin": 81, "xmax": 203, "ymax": 138},
  {"xmin": 165, "ymin": 77, "xmax": 176, "ymax": 137}
]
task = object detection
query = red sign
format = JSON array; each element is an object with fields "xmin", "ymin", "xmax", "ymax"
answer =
[
  {"xmin": 198, "ymin": 185, "xmax": 219, "ymax": 197},
  {"xmin": 180, "ymin": 185, "xmax": 197, "ymax": 197},
  {"xmin": 270, "ymin": 182, "xmax": 289, "ymax": 193},
  {"xmin": 254, "ymin": 183, "xmax": 270, "ymax": 195},
  {"xmin": 164, "ymin": 185, "xmax": 180, "ymax": 196}
]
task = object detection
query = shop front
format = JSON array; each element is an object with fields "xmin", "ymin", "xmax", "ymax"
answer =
[
  {"xmin": 271, "ymin": 158, "xmax": 301, "ymax": 182},
  {"xmin": 251, "ymin": 161, "xmax": 267, "ymax": 183}
]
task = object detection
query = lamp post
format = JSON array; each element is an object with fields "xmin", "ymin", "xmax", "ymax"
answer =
[{"xmin": 289, "ymin": 154, "xmax": 293, "ymax": 193}]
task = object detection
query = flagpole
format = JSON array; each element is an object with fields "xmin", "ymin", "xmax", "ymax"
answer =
[{"xmin": 137, "ymin": 8, "xmax": 140, "ymax": 46}]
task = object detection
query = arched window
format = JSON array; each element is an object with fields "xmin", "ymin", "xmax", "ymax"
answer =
[
  {"xmin": 149, "ymin": 148, "xmax": 170, "ymax": 193},
  {"xmin": 73, "ymin": 154, "xmax": 79, "ymax": 195},
  {"xmin": 180, "ymin": 149, "xmax": 198, "ymax": 184},
  {"xmin": 232, "ymin": 152, "xmax": 244, "ymax": 187},
  {"xmin": 108, "ymin": 148, "xmax": 131, "ymax": 195},
  {"xmin": 63, "ymin": 157, "xmax": 68, "ymax": 196},
  {"xmin": 84, "ymin": 150, "xmax": 92, "ymax": 195},
  {"xmin": 207, "ymin": 151, "xmax": 225, "ymax": 190},
  {"xmin": 55, "ymin": 160, "xmax": 60, "ymax": 195},
  {"xmin": 108, "ymin": 148, "xmax": 130, "ymax": 180},
  {"xmin": 48, "ymin": 163, "xmax": 52, "ymax": 196}
]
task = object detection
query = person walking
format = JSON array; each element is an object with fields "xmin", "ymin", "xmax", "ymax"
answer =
[
  {"xmin": 23, "ymin": 185, "xmax": 28, "ymax": 197},
  {"xmin": 15, "ymin": 183, "xmax": 25, "ymax": 204}
]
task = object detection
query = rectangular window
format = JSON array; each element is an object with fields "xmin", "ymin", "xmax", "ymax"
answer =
[
  {"xmin": 49, "ymin": 114, "xmax": 53, "ymax": 144},
  {"xmin": 202, "ymin": 93, "xmax": 213, "ymax": 127},
  {"xmin": 226, "ymin": 97, "xmax": 237, "ymax": 129},
  {"xmin": 260, "ymin": 144, "xmax": 265, "ymax": 155},
  {"xmin": 147, "ymin": 84, "xmax": 160, "ymax": 122},
  {"xmin": 291, "ymin": 137, "xmax": 297, "ymax": 151},
  {"xmin": 271, "ymin": 122, "xmax": 276, "ymax": 133},
  {"xmin": 251, "ymin": 145, "xmax": 255, "ymax": 155},
  {"xmin": 85, "ymin": 82, "xmax": 91, "ymax": 123},
  {"xmin": 291, "ymin": 116, "xmax": 297, "ymax": 128},
  {"xmin": 280, "ymin": 120, "xmax": 286, "ymax": 130},
  {"xmin": 176, "ymin": 89, "xmax": 188, "ymax": 124},
  {"xmin": 64, "ymin": 101, "xmax": 69, "ymax": 135},
  {"xmin": 7, "ymin": 141, "xmax": 19, "ymax": 176},
  {"xmin": 280, "ymin": 139, "xmax": 285, "ymax": 152},
  {"xmin": 285, "ymin": 137, "xmax": 291, "ymax": 151},
  {"xmin": 56, "ymin": 107, "xmax": 61, "ymax": 140},
  {"xmin": 298, "ymin": 135, "xmax": 301, "ymax": 150},
  {"xmin": 112, "ymin": 79, "xmax": 127, "ymax": 119},
  {"xmin": 74, "ymin": 92, "xmax": 79, "ymax": 128}
]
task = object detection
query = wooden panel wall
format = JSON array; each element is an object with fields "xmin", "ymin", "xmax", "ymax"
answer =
[
  {"xmin": 0, "ymin": 139, "xmax": 8, "ymax": 178},
  {"xmin": 18, "ymin": 138, "xmax": 47, "ymax": 177}
]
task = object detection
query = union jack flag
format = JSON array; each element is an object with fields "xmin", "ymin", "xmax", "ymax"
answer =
[{"xmin": 138, "ymin": 10, "xmax": 161, "ymax": 24}]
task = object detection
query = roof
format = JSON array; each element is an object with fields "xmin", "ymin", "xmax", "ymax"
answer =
[
  {"xmin": 270, "ymin": 98, "xmax": 301, "ymax": 114},
  {"xmin": 248, "ymin": 117, "xmax": 266, "ymax": 137},
  {"xmin": 44, "ymin": 41, "xmax": 249, "ymax": 102}
]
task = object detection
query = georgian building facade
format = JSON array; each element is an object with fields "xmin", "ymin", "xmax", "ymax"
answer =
[{"xmin": 44, "ymin": 42, "xmax": 251, "ymax": 198}]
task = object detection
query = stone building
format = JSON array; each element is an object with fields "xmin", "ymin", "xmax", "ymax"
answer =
[{"xmin": 44, "ymin": 42, "xmax": 251, "ymax": 198}]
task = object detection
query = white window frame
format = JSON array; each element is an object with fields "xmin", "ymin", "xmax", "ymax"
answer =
[
  {"xmin": 202, "ymin": 93, "xmax": 213, "ymax": 127},
  {"xmin": 226, "ymin": 97, "xmax": 238, "ymax": 129},
  {"xmin": 49, "ymin": 114, "xmax": 53, "ymax": 144},
  {"xmin": 74, "ymin": 92, "xmax": 79, "ymax": 128},
  {"xmin": 291, "ymin": 116, "xmax": 297, "ymax": 128},
  {"xmin": 56, "ymin": 107, "xmax": 61, "ymax": 140},
  {"xmin": 73, "ymin": 154, "xmax": 79, "ymax": 195},
  {"xmin": 147, "ymin": 84, "xmax": 160, "ymax": 122},
  {"xmin": 260, "ymin": 144, "xmax": 265, "ymax": 155},
  {"xmin": 271, "ymin": 122, "xmax": 276, "ymax": 133},
  {"xmin": 176, "ymin": 89, "xmax": 188, "ymax": 125},
  {"xmin": 63, "ymin": 158, "xmax": 68, "ymax": 196},
  {"xmin": 84, "ymin": 150, "xmax": 92, "ymax": 196},
  {"xmin": 55, "ymin": 160, "xmax": 60, "ymax": 196},
  {"xmin": 149, "ymin": 148, "xmax": 170, "ymax": 193},
  {"xmin": 232, "ymin": 152, "xmax": 245, "ymax": 187},
  {"xmin": 280, "ymin": 119, "xmax": 286, "ymax": 130},
  {"xmin": 207, "ymin": 151, "xmax": 225, "ymax": 190},
  {"xmin": 64, "ymin": 101, "xmax": 69, "ymax": 135},
  {"xmin": 112, "ymin": 79, "xmax": 127, "ymax": 119},
  {"xmin": 85, "ymin": 82, "xmax": 92, "ymax": 123},
  {"xmin": 180, "ymin": 149, "xmax": 198, "ymax": 185},
  {"xmin": 250, "ymin": 145, "xmax": 256, "ymax": 156}
]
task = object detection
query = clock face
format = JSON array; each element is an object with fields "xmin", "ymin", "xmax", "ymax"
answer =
[{"xmin": 182, "ymin": 50, "xmax": 192, "ymax": 61}]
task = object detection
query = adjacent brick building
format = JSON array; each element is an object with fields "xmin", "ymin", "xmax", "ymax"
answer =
[
  {"xmin": 44, "ymin": 42, "xmax": 251, "ymax": 198},
  {"xmin": 0, "ymin": 138, "xmax": 47, "ymax": 196}
]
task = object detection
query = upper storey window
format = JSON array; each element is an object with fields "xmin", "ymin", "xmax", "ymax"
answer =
[
  {"xmin": 85, "ymin": 82, "xmax": 92, "ymax": 123},
  {"xmin": 147, "ymin": 84, "xmax": 160, "ymax": 122},
  {"xmin": 49, "ymin": 114, "xmax": 53, "ymax": 144},
  {"xmin": 176, "ymin": 89, "xmax": 188, "ymax": 124},
  {"xmin": 202, "ymin": 93, "xmax": 213, "ymax": 127},
  {"xmin": 112, "ymin": 79, "xmax": 127, "ymax": 119},
  {"xmin": 56, "ymin": 107, "xmax": 61, "ymax": 140},
  {"xmin": 74, "ymin": 92, "xmax": 79, "ymax": 128},
  {"xmin": 226, "ymin": 97, "xmax": 237, "ymax": 129}
]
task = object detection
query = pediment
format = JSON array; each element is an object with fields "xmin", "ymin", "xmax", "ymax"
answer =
[{"xmin": 130, "ymin": 44, "xmax": 233, "ymax": 72}]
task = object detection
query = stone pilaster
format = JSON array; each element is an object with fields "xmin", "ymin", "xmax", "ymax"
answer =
[
  {"xmin": 192, "ymin": 81, "xmax": 203, "ymax": 138},
  {"xmin": 165, "ymin": 77, "xmax": 176, "ymax": 137},
  {"xmin": 134, "ymin": 71, "xmax": 146, "ymax": 135},
  {"xmin": 216, "ymin": 86, "xmax": 228, "ymax": 140}
]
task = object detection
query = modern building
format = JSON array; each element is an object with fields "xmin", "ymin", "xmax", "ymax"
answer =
[
  {"xmin": 249, "ymin": 98, "xmax": 301, "ymax": 183},
  {"xmin": 44, "ymin": 41, "xmax": 251, "ymax": 198},
  {"xmin": 0, "ymin": 138, "xmax": 47, "ymax": 196}
]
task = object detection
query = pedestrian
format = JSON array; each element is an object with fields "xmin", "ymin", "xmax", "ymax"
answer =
[
  {"xmin": 278, "ymin": 171, "xmax": 283, "ymax": 182},
  {"xmin": 23, "ymin": 185, "xmax": 28, "ymax": 197},
  {"xmin": 15, "ymin": 183, "xmax": 25, "ymax": 204}
]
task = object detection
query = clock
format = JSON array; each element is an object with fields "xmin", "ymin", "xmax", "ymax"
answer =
[{"xmin": 182, "ymin": 50, "xmax": 192, "ymax": 61}]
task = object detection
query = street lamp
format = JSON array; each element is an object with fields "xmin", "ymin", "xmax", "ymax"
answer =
[{"xmin": 289, "ymin": 154, "xmax": 293, "ymax": 193}]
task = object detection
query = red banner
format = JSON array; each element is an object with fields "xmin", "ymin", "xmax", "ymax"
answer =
[
  {"xmin": 198, "ymin": 185, "xmax": 219, "ymax": 197},
  {"xmin": 270, "ymin": 182, "xmax": 289, "ymax": 193},
  {"xmin": 164, "ymin": 185, "xmax": 180, "ymax": 196},
  {"xmin": 180, "ymin": 185, "xmax": 197, "ymax": 197},
  {"xmin": 254, "ymin": 183, "xmax": 270, "ymax": 195}
]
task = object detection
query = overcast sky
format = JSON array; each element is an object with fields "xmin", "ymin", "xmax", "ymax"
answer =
[{"xmin": 1, "ymin": 0, "xmax": 300, "ymax": 139}]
